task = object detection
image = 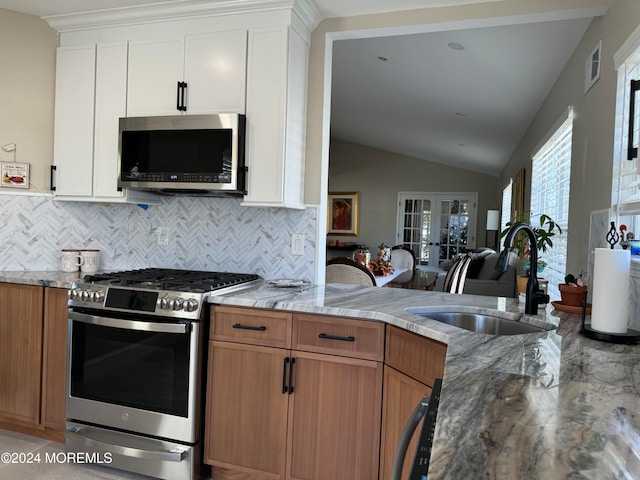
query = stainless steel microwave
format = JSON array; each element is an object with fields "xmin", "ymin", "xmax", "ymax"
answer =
[{"xmin": 117, "ymin": 113, "xmax": 246, "ymax": 196}]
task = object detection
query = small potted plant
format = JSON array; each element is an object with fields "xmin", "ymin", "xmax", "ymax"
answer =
[{"xmin": 559, "ymin": 271, "xmax": 587, "ymax": 307}]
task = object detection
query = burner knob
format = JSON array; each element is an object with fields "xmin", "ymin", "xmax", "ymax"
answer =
[
  {"xmin": 80, "ymin": 290, "xmax": 91, "ymax": 302},
  {"xmin": 184, "ymin": 298, "xmax": 199, "ymax": 312},
  {"xmin": 90, "ymin": 290, "xmax": 104, "ymax": 303},
  {"xmin": 69, "ymin": 289, "xmax": 81, "ymax": 301},
  {"xmin": 169, "ymin": 298, "xmax": 183, "ymax": 310},
  {"xmin": 160, "ymin": 297, "xmax": 171, "ymax": 309}
]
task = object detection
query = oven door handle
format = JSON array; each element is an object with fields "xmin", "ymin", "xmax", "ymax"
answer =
[
  {"xmin": 65, "ymin": 429, "xmax": 188, "ymax": 462},
  {"xmin": 69, "ymin": 311, "xmax": 189, "ymax": 334}
]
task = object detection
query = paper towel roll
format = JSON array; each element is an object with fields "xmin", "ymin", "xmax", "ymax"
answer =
[{"xmin": 591, "ymin": 248, "xmax": 631, "ymax": 334}]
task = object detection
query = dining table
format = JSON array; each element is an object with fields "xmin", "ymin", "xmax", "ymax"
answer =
[{"xmin": 373, "ymin": 268, "xmax": 408, "ymax": 287}]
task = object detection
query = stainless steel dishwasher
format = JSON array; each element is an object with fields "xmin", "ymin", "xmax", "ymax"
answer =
[{"xmin": 391, "ymin": 378, "xmax": 443, "ymax": 480}]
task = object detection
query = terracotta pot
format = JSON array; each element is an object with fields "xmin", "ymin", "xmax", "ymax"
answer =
[
  {"xmin": 559, "ymin": 283, "xmax": 588, "ymax": 307},
  {"xmin": 517, "ymin": 275, "xmax": 528, "ymax": 295}
]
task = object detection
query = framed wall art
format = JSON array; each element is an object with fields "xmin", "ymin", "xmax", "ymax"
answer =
[
  {"xmin": 327, "ymin": 192, "xmax": 359, "ymax": 235},
  {"xmin": 1, "ymin": 162, "xmax": 29, "ymax": 189}
]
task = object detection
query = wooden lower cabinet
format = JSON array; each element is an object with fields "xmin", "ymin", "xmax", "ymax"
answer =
[
  {"xmin": 0, "ymin": 283, "xmax": 44, "ymax": 427},
  {"xmin": 286, "ymin": 351, "xmax": 382, "ymax": 480},
  {"xmin": 205, "ymin": 307, "xmax": 384, "ymax": 480},
  {"xmin": 205, "ymin": 341, "xmax": 289, "ymax": 478},
  {"xmin": 42, "ymin": 287, "xmax": 71, "ymax": 434},
  {"xmin": 205, "ymin": 308, "xmax": 447, "ymax": 480},
  {"xmin": 379, "ymin": 326, "xmax": 447, "ymax": 480},
  {"xmin": 379, "ymin": 366, "xmax": 431, "ymax": 480},
  {"xmin": 0, "ymin": 284, "xmax": 69, "ymax": 441}
]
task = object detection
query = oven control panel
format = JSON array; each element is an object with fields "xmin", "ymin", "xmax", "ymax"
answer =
[{"xmin": 68, "ymin": 285, "xmax": 203, "ymax": 319}]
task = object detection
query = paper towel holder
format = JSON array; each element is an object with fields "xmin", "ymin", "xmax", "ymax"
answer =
[{"xmin": 579, "ymin": 290, "xmax": 640, "ymax": 344}]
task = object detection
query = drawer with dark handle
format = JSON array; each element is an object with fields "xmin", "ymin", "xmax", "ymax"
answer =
[
  {"xmin": 211, "ymin": 306, "xmax": 291, "ymax": 348},
  {"xmin": 293, "ymin": 314, "xmax": 384, "ymax": 361}
]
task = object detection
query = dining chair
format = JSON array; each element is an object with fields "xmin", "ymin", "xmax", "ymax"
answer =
[
  {"xmin": 326, "ymin": 257, "xmax": 376, "ymax": 286},
  {"xmin": 389, "ymin": 245, "xmax": 416, "ymax": 286}
]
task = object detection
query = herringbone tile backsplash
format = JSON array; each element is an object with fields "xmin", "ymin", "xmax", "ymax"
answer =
[{"xmin": 0, "ymin": 194, "xmax": 317, "ymax": 281}]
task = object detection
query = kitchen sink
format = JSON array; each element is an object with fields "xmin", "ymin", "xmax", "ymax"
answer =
[{"xmin": 405, "ymin": 307, "xmax": 552, "ymax": 335}]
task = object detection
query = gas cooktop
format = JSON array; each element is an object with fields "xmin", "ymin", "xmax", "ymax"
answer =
[
  {"xmin": 83, "ymin": 268, "xmax": 261, "ymax": 293},
  {"xmin": 69, "ymin": 268, "xmax": 262, "ymax": 320}
]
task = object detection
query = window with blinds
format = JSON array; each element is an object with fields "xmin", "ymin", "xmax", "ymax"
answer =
[
  {"xmin": 530, "ymin": 108, "xmax": 573, "ymax": 301},
  {"xmin": 612, "ymin": 40, "xmax": 640, "ymax": 221}
]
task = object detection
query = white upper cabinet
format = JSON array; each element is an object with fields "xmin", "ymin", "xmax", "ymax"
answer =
[
  {"xmin": 52, "ymin": 42, "xmax": 158, "ymax": 203},
  {"xmin": 242, "ymin": 26, "xmax": 308, "ymax": 209},
  {"xmin": 127, "ymin": 30, "xmax": 247, "ymax": 117},
  {"xmin": 53, "ymin": 45, "xmax": 95, "ymax": 197},
  {"xmin": 52, "ymin": 4, "xmax": 315, "ymax": 208}
]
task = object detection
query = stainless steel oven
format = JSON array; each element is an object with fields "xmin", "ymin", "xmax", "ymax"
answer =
[{"xmin": 65, "ymin": 269, "xmax": 261, "ymax": 480}]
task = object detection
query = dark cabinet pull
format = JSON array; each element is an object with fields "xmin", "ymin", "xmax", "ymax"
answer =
[
  {"xmin": 318, "ymin": 333, "xmax": 355, "ymax": 342},
  {"xmin": 176, "ymin": 81, "xmax": 187, "ymax": 112},
  {"xmin": 627, "ymin": 79, "xmax": 639, "ymax": 160},
  {"xmin": 288, "ymin": 357, "xmax": 295, "ymax": 394},
  {"xmin": 232, "ymin": 323, "xmax": 266, "ymax": 331},
  {"xmin": 50, "ymin": 165, "xmax": 56, "ymax": 191},
  {"xmin": 282, "ymin": 357, "xmax": 289, "ymax": 394}
]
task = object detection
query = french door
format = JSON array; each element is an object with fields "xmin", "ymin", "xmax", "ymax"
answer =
[{"xmin": 396, "ymin": 193, "xmax": 477, "ymax": 267}]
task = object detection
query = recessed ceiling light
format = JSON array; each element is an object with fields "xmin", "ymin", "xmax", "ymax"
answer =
[
  {"xmin": 448, "ymin": 42, "xmax": 464, "ymax": 51},
  {"xmin": 377, "ymin": 55, "xmax": 388, "ymax": 62}
]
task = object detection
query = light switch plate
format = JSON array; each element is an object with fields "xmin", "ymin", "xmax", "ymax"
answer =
[
  {"xmin": 291, "ymin": 234, "xmax": 304, "ymax": 256},
  {"xmin": 157, "ymin": 227, "xmax": 169, "ymax": 246}
]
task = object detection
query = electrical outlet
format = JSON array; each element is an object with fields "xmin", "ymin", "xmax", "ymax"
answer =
[
  {"xmin": 157, "ymin": 227, "xmax": 169, "ymax": 246},
  {"xmin": 291, "ymin": 234, "xmax": 304, "ymax": 256}
]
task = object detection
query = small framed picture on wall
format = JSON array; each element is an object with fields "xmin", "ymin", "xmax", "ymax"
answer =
[{"xmin": 327, "ymin": 192, "xmax": 359, "ymax": 235}]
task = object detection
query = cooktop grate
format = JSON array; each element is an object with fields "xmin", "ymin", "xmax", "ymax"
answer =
[{"xmin": 83, "ymin": 268, "xmax": 261, "ymax": 293}]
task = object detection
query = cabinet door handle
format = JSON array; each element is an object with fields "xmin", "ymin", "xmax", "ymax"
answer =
[
  {"xmin": 50, "ymin": 165, "xmax": 56, "ymax": 191},
  {"xmin": 176, "ymin": 81, "xmax": 187, "ymax": 111},
  {"xmin": 232, "ymin": 323, "xmax": 266, "ymax": 331},
  {"xmin": 318, "ymin": 333, "xmax": 355, "ymax": 342},
  {"xmin": 282, "ymin": 357, "xmax": 289, "ymax": 394},
  {"xmin": 288, "ymin": 357, "xmax": 295, "ymax": 394}
]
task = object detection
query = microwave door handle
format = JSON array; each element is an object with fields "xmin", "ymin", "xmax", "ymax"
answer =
[{"xmin": 69, "ymin": 311, "xmax": 188, "ymax": 334}]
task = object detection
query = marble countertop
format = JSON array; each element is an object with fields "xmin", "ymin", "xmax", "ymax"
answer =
[{"xmin": 2, "ymin": 271, "xmax": 639, "ymax": 479}]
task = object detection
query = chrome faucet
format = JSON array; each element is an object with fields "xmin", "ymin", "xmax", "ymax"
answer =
[{"xmin": 496, "ymin": 222, "xmax": 550, "ymax": 315}]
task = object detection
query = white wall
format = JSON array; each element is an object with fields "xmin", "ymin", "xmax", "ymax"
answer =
[
  {"xmin": 0, "ymin": 9, "xmax": 57, "ymax": 193},
  {"xmin": 328, "ymin": 139, "xmax": 500, "ymax": 249}
]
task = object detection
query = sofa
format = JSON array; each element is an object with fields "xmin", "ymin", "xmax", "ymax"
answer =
[{"xmin": 436, "ymin": 249, "xmax": 524, "ymax": 298}]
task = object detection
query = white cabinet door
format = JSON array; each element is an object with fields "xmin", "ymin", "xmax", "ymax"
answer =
[
  {"xmin": 127, "ymin": 31, "xmax": 247, "ymax": 117},
  {"xmin": 127, "ymin": 38, "xmax": 185, "ymax": 117},
  {"xmin": 242, "ymin": 26, "xmax": 306, "ymax": 209},
  {"xmin": 53, "ymin": 42, "xmax": 159, "ymax": 204},
  {"xmin": 53, "ymin": 45, "xmax": 96, "ymax": 197},
  {"xmin": 93, "ymin": 42, "xmax": 128, "ymax": 199},
  {"xmin": 184, "ymin": 31, "xmax": 247, "ymax": 114}
]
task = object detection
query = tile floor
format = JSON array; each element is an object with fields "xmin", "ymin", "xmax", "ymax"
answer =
[{"xmin": 0, "ymin": 429, "xmax": 150, "ymax": 480}]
